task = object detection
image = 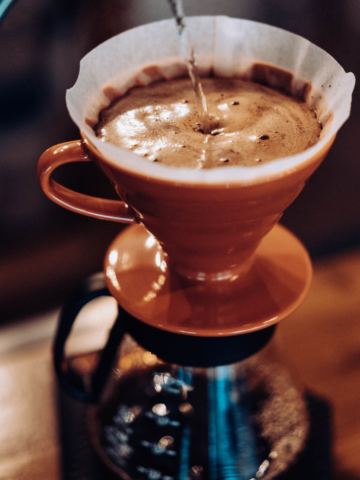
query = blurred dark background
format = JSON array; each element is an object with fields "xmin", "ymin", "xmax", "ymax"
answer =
[{"xmin": 0, "ymin": 0, "xmax": 359, "ymax": 322}]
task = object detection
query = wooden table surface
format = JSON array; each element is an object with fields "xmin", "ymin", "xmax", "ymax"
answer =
[{"xmin": 1, "ymin": 248, "xmax": 360, "ymax": 479}]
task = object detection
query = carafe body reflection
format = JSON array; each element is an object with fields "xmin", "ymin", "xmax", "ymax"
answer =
[
  {"xmin": 89, "ymin": 334, "xmax": 308, "ymax": 480},
  {"xmin": 56, "ymin": 276, "xmax": 308, "ymax": 480}
]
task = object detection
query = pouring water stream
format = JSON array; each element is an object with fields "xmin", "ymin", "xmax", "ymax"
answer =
[{"xmin": 167, "ymin": 0, "xmax": 211, "ymax": 134}]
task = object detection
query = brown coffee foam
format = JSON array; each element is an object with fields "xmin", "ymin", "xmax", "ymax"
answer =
[{"xmin": 94, "ymin": 75, "xmax": 322, "ymax": 169}]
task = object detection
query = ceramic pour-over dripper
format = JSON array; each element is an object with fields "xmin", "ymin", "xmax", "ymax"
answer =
[{"xmin": 37, "ymin": 17, "xmax": 354, "ymax": 335}]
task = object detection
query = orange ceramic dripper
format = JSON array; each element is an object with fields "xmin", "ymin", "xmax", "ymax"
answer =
[
  {"xmin": 37, "ymin": 129, "xmax": 333, "ymax": 336},
  {"xmin": 38, "ymin": 131, "xmax": 333, "ymax": 281},
  {"xmin": 37, "ymin": 17, "xmax": 354, "ymax": 335}
]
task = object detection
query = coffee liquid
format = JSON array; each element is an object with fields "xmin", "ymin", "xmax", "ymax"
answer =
[{"xmin": 94, "ymin": 77, "xmax": 322, "ymax": 169}]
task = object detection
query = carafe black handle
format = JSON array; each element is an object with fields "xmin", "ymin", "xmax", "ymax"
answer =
[{"xmin": 53, "ymin": 273, "xmax": 127, "ymax": 403}]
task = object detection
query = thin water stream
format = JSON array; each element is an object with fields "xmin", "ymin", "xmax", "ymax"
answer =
[{"xmin": 167, "ymin": 0, "xmax": 211, "ymax": 133}]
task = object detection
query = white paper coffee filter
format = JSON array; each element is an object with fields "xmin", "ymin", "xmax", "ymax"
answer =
[{"xmin": 66, "ymin": 16, "xmax": 355, "ymax": 184}]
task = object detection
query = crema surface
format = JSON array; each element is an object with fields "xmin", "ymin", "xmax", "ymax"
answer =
[{"xmin": 95, "ymin": 78, "xmax": 322, "ymax": 169}]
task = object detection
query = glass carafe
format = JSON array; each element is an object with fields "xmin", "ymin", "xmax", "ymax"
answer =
[{"xmin": 55, "ymin": 274, "xmax": 309, "ymax": 480}]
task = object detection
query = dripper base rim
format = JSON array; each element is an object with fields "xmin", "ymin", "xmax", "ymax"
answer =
[{"xmin": 104, "ymin": 223, "xmax": 312, "ymax": 336}]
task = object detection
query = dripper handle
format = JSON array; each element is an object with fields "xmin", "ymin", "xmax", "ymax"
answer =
[
  {"xmin": 37, "ymin": 140, "xmax": 135, "ymax": 223},
  {"xmin": 53, "ymin": 273, "xmax": 126, "ymax": 403}
]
